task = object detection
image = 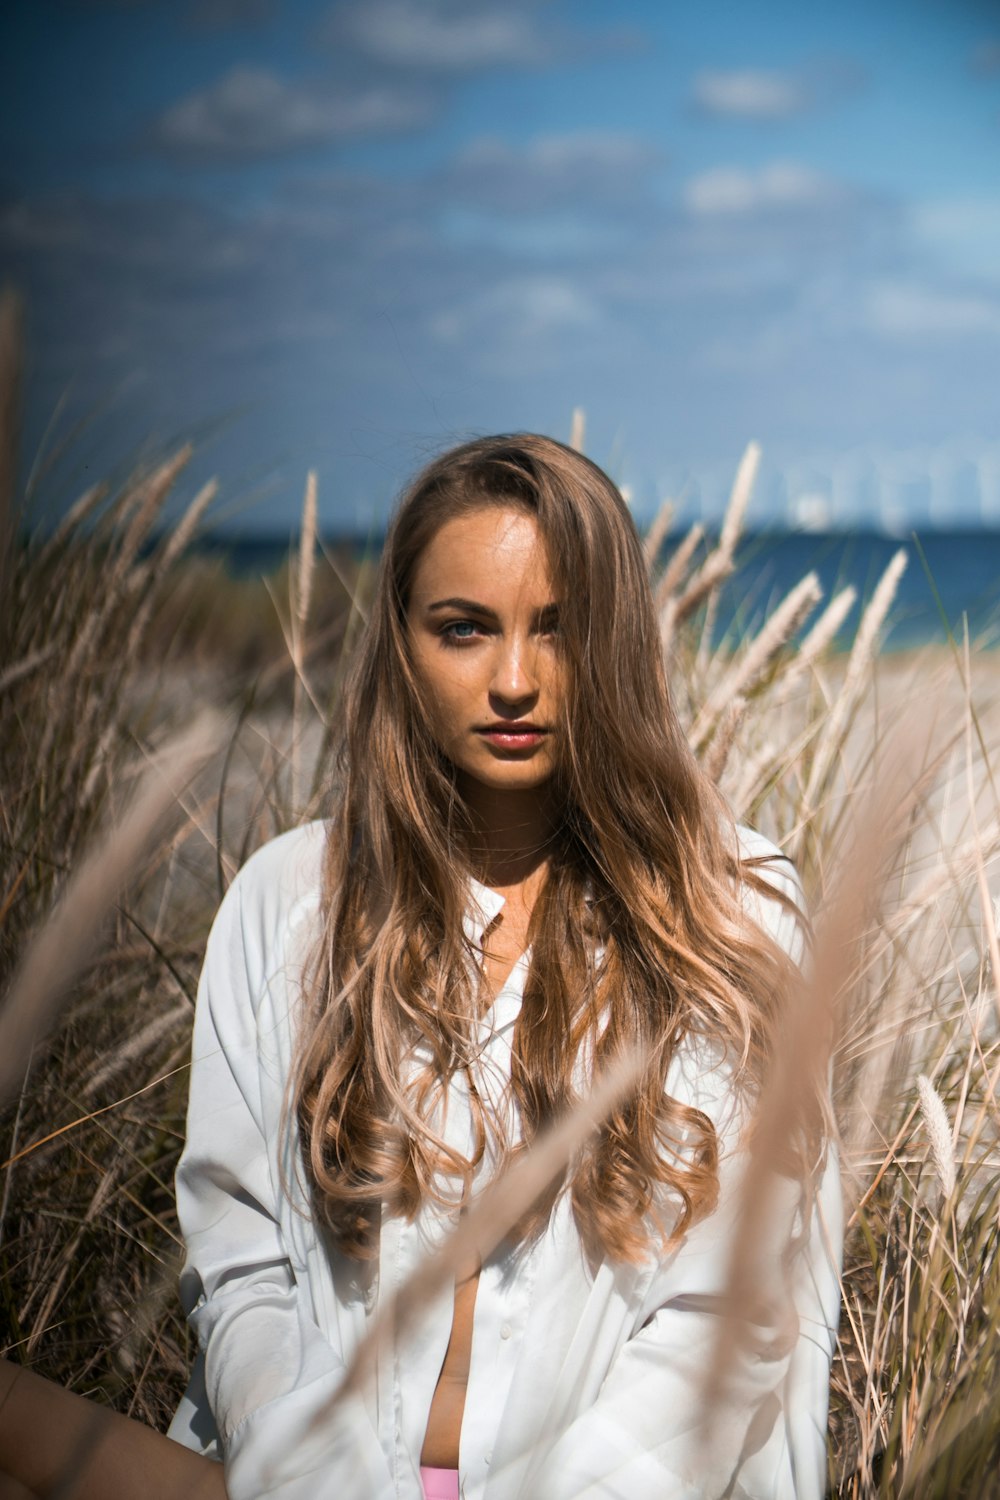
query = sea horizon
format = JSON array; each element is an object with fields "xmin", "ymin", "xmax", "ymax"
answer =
[{"xmin": 184, "ymin": 524, "xmax": 1000, "ymax": 651}]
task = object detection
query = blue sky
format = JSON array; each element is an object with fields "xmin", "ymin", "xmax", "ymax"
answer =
[{"xmin": 2, "ymin": 0, "xmax": 1000, "ymax": 532}]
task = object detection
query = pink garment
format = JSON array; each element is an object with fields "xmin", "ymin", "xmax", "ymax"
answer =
[{"xmin": 420, "ymin": 1466, "xmax": 460, "ymax": 1500}]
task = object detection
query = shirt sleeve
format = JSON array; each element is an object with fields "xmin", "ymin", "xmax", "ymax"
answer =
[
  {"xmin": 172, "ymin": 852, "xmax": 398, "ymax": 1500},
  {"xmin": 527, "ymin": 841, "xmax": 843, "ymax": 1500}
]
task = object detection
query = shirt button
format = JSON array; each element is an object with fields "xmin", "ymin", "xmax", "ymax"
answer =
[
  {"xmin": 485, "ymin": 1452, "xmax": 492, "ymax": 1466},
  {"xmin": 500, "ymin": 1323, "xmax": 512, "ymax": 1339}
]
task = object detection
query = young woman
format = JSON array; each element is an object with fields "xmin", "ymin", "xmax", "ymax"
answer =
[{"xmin": 0, "ymin": 433, "xmax": 841, "ymax": 1500}]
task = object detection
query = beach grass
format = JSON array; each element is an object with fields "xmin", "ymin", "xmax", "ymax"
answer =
[{"xmin": 2, "ymin": 318, "xmax": 1000, "ymax": 1496}]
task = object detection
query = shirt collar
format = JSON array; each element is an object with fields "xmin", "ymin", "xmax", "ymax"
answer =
[
  {"xmin": 463, "ymin": 876, "xmax": 506, "ymax": 945},
  {"xmin": 461, "ymin": 878, "xmax": 528, "ymax": 1037}
]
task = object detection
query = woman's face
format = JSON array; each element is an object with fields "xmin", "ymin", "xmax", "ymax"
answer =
[{"xmin": 406, "ymin": 505, "xmax": 565, "ymax": 800}]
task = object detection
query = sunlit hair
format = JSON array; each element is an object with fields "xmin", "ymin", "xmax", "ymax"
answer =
[{"xmin": 292, "ymin": 433, "xmax": 806, "ymax": 1263}]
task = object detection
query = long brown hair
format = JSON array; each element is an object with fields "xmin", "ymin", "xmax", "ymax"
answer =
[{"xmin": 293, "ymin": 433, "xmax": 802, "ymax": 1263}]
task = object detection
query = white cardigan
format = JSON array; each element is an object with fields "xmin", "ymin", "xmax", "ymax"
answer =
[{"xmin": 168, "ymin": 820, "xmax": 842, "ymax": 1500}]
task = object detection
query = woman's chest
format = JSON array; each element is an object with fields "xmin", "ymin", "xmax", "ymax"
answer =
[{"xmin": 476, "ymin": 906, "xmax": 532, "ymax": 1008}]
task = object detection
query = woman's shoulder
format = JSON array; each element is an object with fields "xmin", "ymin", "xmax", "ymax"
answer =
[
  {"xmin": 733, "ymin": 822, "xmax": 807, "ymax": 964},
  {"xmin": 197, "ymin": 822, "xmax": 330, "ymax": 1027},
  {"xmin": 232, "ymin": 818, "xmax": 329, "ymax": 891},
  {"xmin": 734, "ymin": 823, "xmax": 802, "ymax": 897},
  {"xmin": 215, "ymin": 819, "xmax": 330, "ymax": 945}
]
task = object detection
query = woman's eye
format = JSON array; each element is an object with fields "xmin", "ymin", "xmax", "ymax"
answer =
[{"xmin": 441, "ymin": 620, "xmax": 481, "ymax": 643}]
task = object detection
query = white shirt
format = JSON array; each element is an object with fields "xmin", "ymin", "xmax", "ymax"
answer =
[{"xmin": 168, "ymin": 820, "xmax": 842, "ymax": 1500}]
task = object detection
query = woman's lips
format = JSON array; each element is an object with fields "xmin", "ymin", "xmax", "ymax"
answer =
[{"xmin": 476, "ymin": 724, "xmax": 548, "ymax": 751}]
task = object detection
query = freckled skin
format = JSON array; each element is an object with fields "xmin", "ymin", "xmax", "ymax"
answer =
[{"xmin": 408, "ymin": 507, "xmax": 564, "ymax": 1471}]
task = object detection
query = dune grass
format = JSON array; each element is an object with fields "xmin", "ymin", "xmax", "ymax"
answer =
[{"xmin": 2, "ymin": 318, "xmax": 1000, "ymax": 1495}]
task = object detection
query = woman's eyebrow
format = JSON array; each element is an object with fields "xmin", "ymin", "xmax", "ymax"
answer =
[
  {"xmin": 425, "ymin": 597, "xmax": 560, "ymax": 624},
  {"xmin": 426, "ymin": 596, "xmax": 499, "ymax": 618}
]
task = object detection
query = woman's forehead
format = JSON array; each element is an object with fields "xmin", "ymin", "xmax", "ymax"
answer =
[{"xmin": 409, "ymin": 506, "xmax": 556, "ymax": 606}]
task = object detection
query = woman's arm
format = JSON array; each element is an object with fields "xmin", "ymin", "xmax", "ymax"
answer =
[{"xmin": 173, "ymin": 834, "xmax": 397, "ymax": 1500}]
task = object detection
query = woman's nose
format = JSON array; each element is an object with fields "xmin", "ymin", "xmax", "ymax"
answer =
[{"xmin": 489, "ymin": 637, "xmax": 538, "ymax": 707}]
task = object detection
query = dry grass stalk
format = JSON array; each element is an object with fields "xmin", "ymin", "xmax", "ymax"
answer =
[
  {"xmin": 3, "ymin": 1060, "xmax": 191, "ymax": 1172},
  {"xmin": 150, "ymin": 479, "xmax": 218, "ymax": 577},
  {"xmin": 775, "ymin": 586, "xmax": 858, "ymax": 699},
  {"xmin": 702, "ymin": 694, "xmax": 747, "ymax": 784},
  {"xmin": 915, "ymin": 1074, "xmax": 957, "ymax": 1201},
  {"xmin": 695, "ymin": 440, "xmax": 760, "ymax": 679},
  {"xmin": 689, "ymin": 571, "xmax": 822, "ymax": 751},
  {"xmin": 32, "ymin": 481, "xmax": 108, "ymax": 572},
  {"xmin": 652, "ymin": 442, "xmax": 761, "ymax": 666},
  {"xmin": 0, "ymin": 643, "xmax": 59, "ymax": 697},
  {"xmin": 291, "ymin": 470, "xmax": 318, "ymax": 816},
  {"xmin": 701, "ymin": 720, "xmax": 925, "ymax": 1430},
  {"xmin": 82, "ymin": 1002, "xmax": 193, "ymax": 1103},
  {"xmin": 725, "ymin": 735, "xmax": 784, "ymax": 819},
  {"xmin": 0, "ymin": 714, "xmax": 219, "ymax": 1109},
  {"xmin": 797, "ymin": 549, "xmax": 908, "ymax": 844},
  {"xmin": 655, "ymin": 520, "xmax": 705, "ymax": 609},
  {"xmin": 28, "ymin": 450, "xmax": 201, "ymax": 854},
  {"xmin": 656, "ymin": 522, "xmax": 706, "ymax": 661},
  {"xmin": 673, "ymin": 547, "xmax": 735, "ymax": 625},
  {"xmin": 642, "ymin": 496, "xmax": 674, "ymax": 569},
  {"xmin": 967, "ymin": 708, "xmax": 1000, "ymax": 1032},
  {"xmin": 831, "ymin": 738, "xmax": 1000, "ymax": 1491},
  {"xmin": 122, "ymin": 480, "xmax": 219, "ymax": 667},
  {"xmin": 720, "ymin": 441, "xmax": 761, "ymax": 557},
  {"xmin": 112, "ymin": 448, "xmax": 195, "ymax": 601},
  {"xmin": 569, "ymin": 406, "xmax": 586, "ymax": 452},
  {"xmin": 296, "ymin": 472, "xmax": 318, "ymax": 631}
]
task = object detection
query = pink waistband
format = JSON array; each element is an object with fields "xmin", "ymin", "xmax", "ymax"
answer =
[{"xmin": 420, "ymin": 1465, "xmax": 460, "ymax": 1500}]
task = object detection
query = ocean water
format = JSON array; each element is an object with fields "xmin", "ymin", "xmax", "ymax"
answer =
[
  {"xmin": 197, "ymin": 527, "xmax": 1000, "ymax": 651},
  {"xmin": 706, "ymin": 528, "xmax": 1000, "ymax": 649}
]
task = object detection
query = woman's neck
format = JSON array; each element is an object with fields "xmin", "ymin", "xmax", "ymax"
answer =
[{"xmin": 456, "ymin": 777, "xmax": 562, "ymax": 896}]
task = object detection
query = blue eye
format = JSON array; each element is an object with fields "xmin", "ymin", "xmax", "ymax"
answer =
[{"xmin": 442, "ymin": 620, "xmax": 479, "ymax": 642}]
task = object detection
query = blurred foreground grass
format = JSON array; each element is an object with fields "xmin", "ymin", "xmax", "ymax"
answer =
[{"xmin": 2, "ymin": 299, "xmax": 1000, "ymax": 1494}]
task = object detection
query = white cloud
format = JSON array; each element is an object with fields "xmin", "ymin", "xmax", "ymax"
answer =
[
  {"xmin": 683, "ymin": 162, "xmax": 843, "ymax": 216},
  {"xmin": 327, "ymin": 0, "xmax": 643, "ymax": 72},
  {"xmin": 867, "ymin": 281, "xmax": 1000, "ymax": 338},
  {"xmin": 431, "ymin": 274, "xmax": 599, "ymax": 348},
  {"xmin": 151, "ymin": 65, "xmax": 430, "ymax": 158},
  {"xmin": 910, "ymin": 197, "xmax": 1000, "ymax": 282},
  {"xmin": 697, "ymin": 319, "xmax": 805, "ymax": 373},
  {"xmin": 456, "ymin": 131, "xmax": 657, "ymax": 175},
  {"xmin": 335, "ymin": 0, "xmax": 546, "ymax": 71},
  {"xmin": 692, "ymin": 69, "xmax": 807, "ymax": 119},
  {"xmin": 443, "ymin": 130, "xmax": 663, "ymax": 214},
  {"xmin": 691, "ymin": 59, "xmax": 864, "ymax": 120}
]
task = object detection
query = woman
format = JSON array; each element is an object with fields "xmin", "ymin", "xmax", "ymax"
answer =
[{"xmin": 0, "ymin": 433, "xmax": 841, "ymax": 1500}]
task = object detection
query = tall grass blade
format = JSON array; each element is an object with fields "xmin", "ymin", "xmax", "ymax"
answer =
[{"xmin": 0, "ymin": 715, "xmax": 219, "ymax": 1109}]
